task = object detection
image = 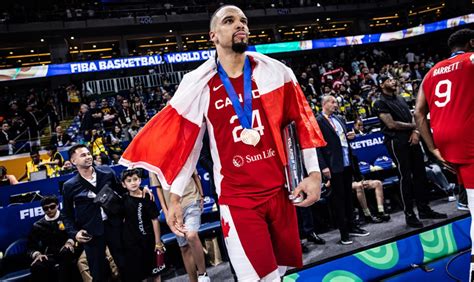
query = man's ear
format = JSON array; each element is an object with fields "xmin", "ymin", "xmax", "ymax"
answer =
[{"xmin": 209, "ymin": 31, "xmax": 215, "ymax": 43}]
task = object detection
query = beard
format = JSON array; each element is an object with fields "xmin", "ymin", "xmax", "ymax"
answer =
[{"xmin": 232, "ymin": 40, "xmax": 248, "ymax": 53}]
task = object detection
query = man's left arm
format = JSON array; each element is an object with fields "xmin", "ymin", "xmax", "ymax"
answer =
[
  {"xmin": 284, "ymin": 74, "xmax": 326, "ymax": 207},
  {"xmin": 414, "ymin": 82, "xmax": 455, "ymax": 173}
]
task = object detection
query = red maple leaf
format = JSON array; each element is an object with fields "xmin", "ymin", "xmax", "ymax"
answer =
[{"xmin": 221, "ymin": 218, "xmax": 231, "ymax": 238}]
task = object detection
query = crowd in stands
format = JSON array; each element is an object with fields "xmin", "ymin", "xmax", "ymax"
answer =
[{"xmin": 0, "ymin": 46, "xmax": 442, "ymax": 162}]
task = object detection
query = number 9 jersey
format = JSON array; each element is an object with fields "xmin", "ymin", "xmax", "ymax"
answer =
[{"xmin": 422, "ymin": 52, "xmax": 474, "ymax": 164}]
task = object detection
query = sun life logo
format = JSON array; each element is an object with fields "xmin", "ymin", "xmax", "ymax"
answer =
[{"xmin": 232, "ymin": 155, "xmax": 245, "ymax": 167}]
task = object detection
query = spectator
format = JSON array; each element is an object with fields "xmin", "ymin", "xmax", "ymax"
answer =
[
  {"xmin": 317, "ymin": 95, "xmax": 369, "ymax": 245},
  {"xmin": 44, "ymin": 98, "xmax": 60, "ymax": 132},
  {"xmin": 296, "ymin": 206, "xmax": 325, "ymax": 253},
  {"xmin": 352, "ymin": 179, "xmax": 390, "ymax": 223},
  {"xmin": 60, "ymin": 160, "xmax": 76, "ymax": 176},
  {"xmin": 23, "ymin": 105, "xmax": 40, "ymax": 147},
  {"xmin": 88, "ymin": 100, "xmax": 103, "ymax": 129},
  {"xmin": 100, "ymin": 98, "xmax": 116, "ymax": 131},
  {"xmin": 0, "ymin": 166, "xmax": 18, "ymax": 186},
  {"xmin": 66, "ymin": 85, "xmax": 81, "ymax": 116},
  {"xmin": 44, "ymin": 145, "xmax": 64, "ymax": 177},
  {"xmin": 154, "ymin": 171, "xmax": 209, "ymax": 282},
  {"xmin": 19, "ymin": 148, "xmax": 49, "ymax": 181},
  {"xmin": 27, "ymin": 195, "xmax": 79, "ymax": 282},
  {"xmin": 117, "ymin": 99, "xmax": 136, "ymax": 138},
  {"xmin": 0, "ymin": 122, "xmax": 15, "ymax": 156},
  {"xmin": 106, "ymin": 125, "xmax": 125, "ymax": 164},
  {"xmin": 373, "ymin": 75, "xmax": 447, "ymax": 228},
  {"xmin": 121, "ymin": 169, "xmax": 164, "ymax": 282},
  {"xmin": 131, "ymin": 96, "xmax": 148, "ymax": 125},
  {"xmin": 87, "ymin": 128, "xmax": 109, "ymax": 158},
  {"xmin": 50, "ymin": 125, "xmax": 72, "ymax": 148},
  {"xmin": 79, "ymin": 104, "xmax": 93, "ymax": 133},
  {"xmin": 62, "ymin": 144, "xmax": 127, "ymax": 281}
]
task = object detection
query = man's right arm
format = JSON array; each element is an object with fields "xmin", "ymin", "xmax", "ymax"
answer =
[
  {"xmin": 378, "ymin": 113, "xmax": 416, "ymax": 131},
  {"xmin": 374, "ymin": 99, "xmax": 416, "ymax": 131},
  {"xmin": 62, "ymin": 182, "xmax": 78, "ymax": 239}
]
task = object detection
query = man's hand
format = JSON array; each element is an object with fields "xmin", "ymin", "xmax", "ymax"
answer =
[
  {"xmin": 166, "ymin": 194, "xmax": 187, "ymax": 237},
  {"xmin": 31, "ymin": 254, "xmax": 48, "ymax": 266},
  {"xmin": 431, "ymin": 148, "xmax": 457, "ymax": 174},
  {"xmin": 409, "ymin": 130, "xmax": 420, "ymax": 145},
  {"xmin": 293, "ymin": 172, "xmax": 322, "ymax": 208},
  {"xmin": 61, "ymin": 240, "xmax": 75, "ymax": 253},
  {"xmin": 142, "ymin": 186, "xmax": 155, "ymax": 201},
  {"xmin": 346, "ymin": 130, "xmax": 356, "ymax": 140},
  {"xmin": 322, "ymin": 168, "xmax": 331, "ymax": 179},
  {"xmin": 75, "ymin": 230, "xmax": 92, "ymax": 243}
]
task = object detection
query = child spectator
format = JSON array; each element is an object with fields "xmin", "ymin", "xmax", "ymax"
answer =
[{"xmin": 121, "ymin": 169, "xmax": 164, "ymax": 282}]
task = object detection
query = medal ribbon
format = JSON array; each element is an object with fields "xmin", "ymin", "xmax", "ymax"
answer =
[
  {"xmin": 450, "ymin": 51, "xmax": 465, "ymax": 58},
  {"xmin": 217, "ymin": 56, "xmax": 253, "ymax": 129}
]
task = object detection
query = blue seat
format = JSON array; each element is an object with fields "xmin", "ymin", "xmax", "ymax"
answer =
[
  {"xmin": 382, "ymin": 176, "xmax": 399, "ymax": 186},
  {"xmin": 5, "ymin": 238, "xmax": 28, "ymax": 257},
  {"xmin": 0, "ymin": 269, "xmax": 31, "ymax": 281},
  {"xmin": 0, "ymin": 239, "xmax": 31, "ymax": 282}
]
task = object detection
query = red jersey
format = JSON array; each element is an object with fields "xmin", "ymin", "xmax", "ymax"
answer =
[
  {"xmin": 422, "ymin": 52, "xmax": 474, "ymax": 164},
  {"xmin": 206, "ymin": 68, "xmax": 286, "ymax": 209}
]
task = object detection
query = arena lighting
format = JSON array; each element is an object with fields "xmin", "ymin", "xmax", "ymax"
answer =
[
  {"xmin": 372, "ymin": 15, "xmax": 399, "ymax": 21},
  {"xmin": 22, "ymin": 61, "xmax": 51, "ymax": 66},
  {"xmin": 0, "ymin": 13, "xmax": 471, "ymax": 81},
  {"xmin": 40, "ymin": 38, "xmax": 44, "ymax": 42},
  {"xmin": 317, "ymin": 3, "xmax": 321, "ymax": 7},
  {"xmin": 6, "ymin": 53, "xmax": 50, "ymax": 59},
  {"xmin": 70, "ymin": 36, "xmax": 74, "ymax": 40}
]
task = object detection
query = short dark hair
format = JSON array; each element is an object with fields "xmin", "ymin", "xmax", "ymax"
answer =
[
  {"xmin": 47, "ymin": 144, "xmax": 57, "ymax": 152},
  {"xmin": 41, "ymin": 195, "xmax": 59, "ymax": 207},
  {"xmin": 30, "ymin": 148, "xmax": 39, "ymax": 156},
  {"xmin": 120, "ymin": 168, "xmax": 141, "ymax": 182},
  {"xmin": 447, "ymin": 28, "xmax": 474, "ymax": 50},
  {"xmin": 68, "ymin": 144, "xmax": 89, "ymax": 159}
]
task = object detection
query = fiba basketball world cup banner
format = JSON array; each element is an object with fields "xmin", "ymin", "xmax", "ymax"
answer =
[{"xmin": 0, "ymin": 14, "xmax": 472, "ymax": 82}]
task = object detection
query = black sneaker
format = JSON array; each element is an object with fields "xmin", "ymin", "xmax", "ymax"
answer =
[
  {"xmin": 307, "ymin": 232, "xmax": 326, "ymax": 245},
  {"xmin": 349, "ymin": 227, "xmax": 370, "ymax": 237},
  {"xmin": 301, "ymin": 242, "xmax": 310, "ymax": 253},
  {"xmin": 364, "ymin": 214, "xmax": 383, "ymax": 224},
  {"xmin": 376, "ymin": 212, "xmax": 391, "ymax": 222},
  {"xmin": 419, "ymin": 209, "xmax": 448, "ymax": 219},
  {"xmin": 340, "ymin": 234, "xmax": 353, "ymax": 245},
  {"xmin": 406, "ymin": 214, "xmax": 424, "ymax": 228}
]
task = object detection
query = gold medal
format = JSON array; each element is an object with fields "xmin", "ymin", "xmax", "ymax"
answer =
[{"xmin": 240, "ymin": 128, "xmax": 260, "ymax": 146}]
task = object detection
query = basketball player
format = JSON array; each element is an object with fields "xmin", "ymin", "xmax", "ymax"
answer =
[
  {"xmin": 414, "ymin": 28, "xmax": 474, "ymax": 279},
  {"xmin": 120, "ymin": 5, "xmax": 327, "ymax": 280}
]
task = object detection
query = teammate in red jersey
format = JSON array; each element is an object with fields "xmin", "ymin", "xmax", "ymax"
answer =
[{"xmin": 415, "ymin": 28, "xmax": 474, "ymax": 279}]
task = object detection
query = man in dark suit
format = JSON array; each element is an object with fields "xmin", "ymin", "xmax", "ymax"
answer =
[
  {"xmin": 62, "ymin": 144, "xmax": 126, "ymax": 282},
  {"xmin": 50, "ymin": 125, "xmax": 72, "ymax": 148},
  {"xmin": 316, "ymin": 95, "xmax": 369, "ymax": 245}
]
